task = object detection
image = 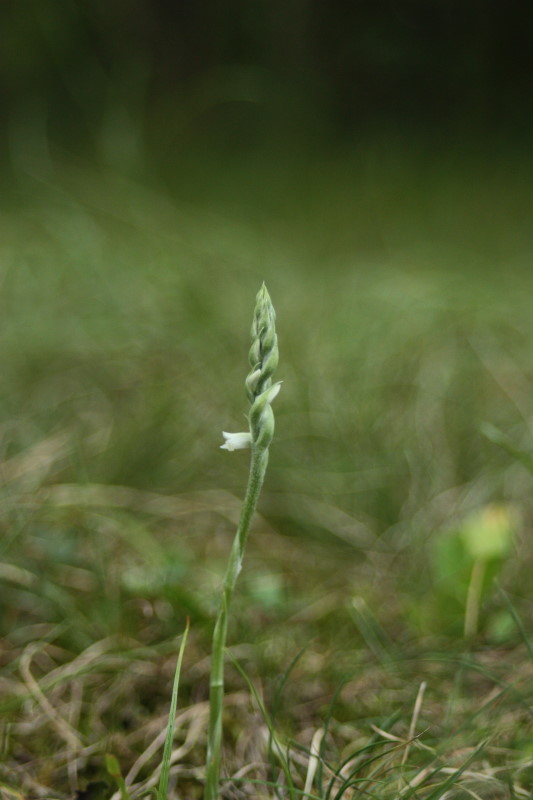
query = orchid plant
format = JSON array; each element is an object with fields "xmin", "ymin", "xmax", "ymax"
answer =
[{"xmin": 205, "ymin": 284, "xmax": 280, "ymax": 800}]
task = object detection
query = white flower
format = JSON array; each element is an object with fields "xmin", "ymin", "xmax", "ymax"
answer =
[{"xmin": 220, "ymin": 431, "xmax": 252, "ymax": 451}]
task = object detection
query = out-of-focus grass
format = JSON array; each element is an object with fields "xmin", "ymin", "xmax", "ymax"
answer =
[{"xmin": 1, "ymin": 142, "xmax": 533, "ymax": 795}]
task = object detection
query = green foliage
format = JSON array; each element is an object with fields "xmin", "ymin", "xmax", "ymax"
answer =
[
  {"xmin": 105, "ymin": 754, "xmax": 131, "ymax": 800},
  {"xmin": 417, "ymin": 505, "xmax": 517, "ymax": 637},
  {"xmin": 158, "ymin": 619, "xmax": 190, "ymax": 800}
]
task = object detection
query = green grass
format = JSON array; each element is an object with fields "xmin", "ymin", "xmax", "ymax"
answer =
[{"xmin": 1, "ymin": 139, "xmax": 533, "ymax": 797}]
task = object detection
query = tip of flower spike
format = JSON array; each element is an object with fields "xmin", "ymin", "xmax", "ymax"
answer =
[
  {"xmin": 257, "ymin": 282, "xmax": 271, "ymax": 304},
  {"xmin": 254, "ymin": 285, "xmax": 276, "ymax": 333}
]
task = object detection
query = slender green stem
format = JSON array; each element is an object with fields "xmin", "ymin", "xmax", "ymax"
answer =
[
  {"xmin": 464, "ymin": 558, "xmax": 486, "ymax": 638},
  {"xmin": 205, "ymin": 446, "xmax": 269, "ymax": 800}
]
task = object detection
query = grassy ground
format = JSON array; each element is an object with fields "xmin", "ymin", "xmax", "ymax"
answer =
[{"xmin": 1, "ymin": 140, "xmax": 533, "ymax": 798}]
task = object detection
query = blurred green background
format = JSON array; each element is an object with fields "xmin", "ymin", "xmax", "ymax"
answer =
[
  {"xmin": 1, "ymin": 3, "xmax": 533, "ymax": 789},
  {"xmin": 2, "ymin": 0, "xmax": 533, "ymax": 642},
  {"xmin": 2, "ymin": 0, "xmax": 533, "ymax": 615}
]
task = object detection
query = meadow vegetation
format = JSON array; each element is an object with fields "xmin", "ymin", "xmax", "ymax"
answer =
[{"xmin": 1, "ymin": 139, "xmax": 533, "ymax": 798}]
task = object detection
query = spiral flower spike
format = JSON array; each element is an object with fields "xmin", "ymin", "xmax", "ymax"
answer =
[
  {"xmin": 207, "ymin": 285, "xmax": 280, "ymax": 800},
  {"xmin": 220, "ymin": 283, "xmax": 281, "ymax": 453}
]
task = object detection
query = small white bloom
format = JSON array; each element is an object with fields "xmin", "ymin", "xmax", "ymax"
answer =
[{"xmin": 220, "ymin": 431, "xmax": 252, "ymax": 451}]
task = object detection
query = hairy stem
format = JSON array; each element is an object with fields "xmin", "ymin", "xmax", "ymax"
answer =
[{"xmin": 205, "ymin": 445, "xmax": 269, "ymax": 800}]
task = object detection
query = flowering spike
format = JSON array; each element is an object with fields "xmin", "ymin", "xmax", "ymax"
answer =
[
  {"xmin": 223, "ymin": 284, "xmax": 280, "ymax": 451},
  {"xmin": 208, "ymin": 285, "xmax": 281, "ymax": 800},
  {"xmin": 246, "ymin": 284, "xmax": 280, "ymax": 448}
]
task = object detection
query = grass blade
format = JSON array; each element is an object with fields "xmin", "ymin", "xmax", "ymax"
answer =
[
  {"xmin": 404, "ymin": 738, "xmax": 489, "ymax": 800},
  {"xmin": 105, "ymin": 753, "xmax": 131, "ymax": 800},
  {"xmin": 157, "ymin": 617, "xmax": 191, "ymax": 800},
  {"xmin": 228, "ymin": 651, "xmax": 297, "ymax": 800}
]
